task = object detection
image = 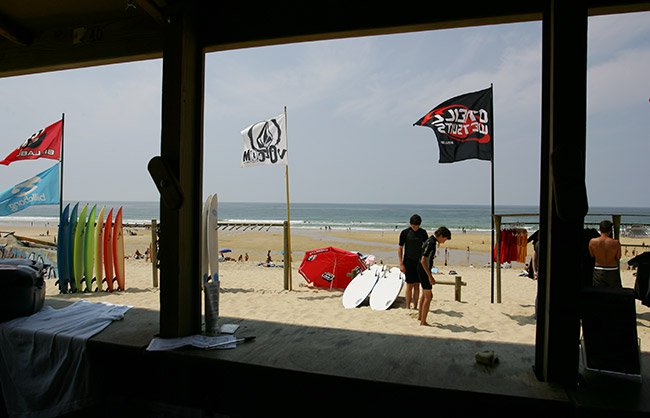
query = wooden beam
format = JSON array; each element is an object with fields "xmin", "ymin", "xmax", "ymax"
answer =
[
  {"xmin": 200, "ymin": 2, "xmax": 544, "ymax": 54},
  {"xmin": 0, "ymin": 1, "xmax": 648, "ymax": 78},
  {"xmin": 0, "ymin": 16, "xmax": 161, "ymax": 78},
  {"xmin": 158, "ymin": 1, "xmax": 204, "ymax": 338},
  {"xmin": 134, "ymin": 0, "xmax": 167, "ymax": 25},
  {"xmin": 0, "ymin": 12, "xmax": 32, "ymax": 45},
  {"xmin": 535, "ymin": 0, "xmax": 588, "ymax": 385}
]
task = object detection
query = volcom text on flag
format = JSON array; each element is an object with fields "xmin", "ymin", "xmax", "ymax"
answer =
[
  {"xmin": 0, "ymin": 119, "xmax": 63, "ymax": 165},
  {"xmin": 0, "ymin": 164, "xmax": 60, "ymax": 216},
  {"xmin": 240, "ymin": 114, "xmax": 288, "ymax": 167},
  {"xmin": 414, "ymin": 86, "xmax": 493, "ymax": 163}
]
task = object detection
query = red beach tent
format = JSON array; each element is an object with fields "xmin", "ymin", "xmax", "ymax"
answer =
[{"xmin": 298, "ymin": 246, "xmax": 367, "ymax": 289}]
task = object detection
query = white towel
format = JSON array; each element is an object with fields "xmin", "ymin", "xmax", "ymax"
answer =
[{"xmin": 0, "ymin": 300, "xmax": 131, "ymax": 418}]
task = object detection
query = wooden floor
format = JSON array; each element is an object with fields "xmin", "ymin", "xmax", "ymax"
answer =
[{"xmin": 44, "ymin": 302, "xmax": 647, "ymax": 418}]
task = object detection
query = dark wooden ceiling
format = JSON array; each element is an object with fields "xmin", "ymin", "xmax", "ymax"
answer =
[{"xmin": 0, "ymin": 0, "xmax": 649, "ymax": 78}]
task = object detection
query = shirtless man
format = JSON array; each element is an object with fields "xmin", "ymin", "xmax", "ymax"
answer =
[{"xmin": 588, "ymin": 220, "xmax": 622, "ymax": 288}]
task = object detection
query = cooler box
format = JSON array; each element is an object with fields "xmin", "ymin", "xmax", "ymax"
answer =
[{"xmin": 0, "ymin": 258, "xmax": 46, "ymax": 322}]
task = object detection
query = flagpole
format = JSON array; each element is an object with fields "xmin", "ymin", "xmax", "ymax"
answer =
[
  {"xmin": 59, "ymin": 113, "xmax": 65, "ymax": 218},
  {"xmin": 490, "ymin": 83, "xmax": 495, "ymax": 304},
  {"xmin": 284, "ymin": 106, "xmax": 293, "ymax": 290}
]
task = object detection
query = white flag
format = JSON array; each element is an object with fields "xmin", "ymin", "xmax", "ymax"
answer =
[{"xmin": 240, "ymin": 113, "xmax": 288, "ymax": 167}]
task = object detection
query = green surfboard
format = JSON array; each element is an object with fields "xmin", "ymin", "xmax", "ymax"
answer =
[{"xmin": 73, "ymin": 204, "xmax": 88, "ymax": 292}]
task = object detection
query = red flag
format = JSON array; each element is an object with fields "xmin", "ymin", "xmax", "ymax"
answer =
[{"xmin": 0, "ymin": 119, "xmax": 63, "ymax": 165}]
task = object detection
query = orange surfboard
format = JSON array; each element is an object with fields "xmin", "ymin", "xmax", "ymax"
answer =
[
  {"xmin": 112, "ymin": 207, "xmax": 125, "ymax": 291},
  {"xmin": 103, "ymin": 208, "xmax": 114, "ymax": 292}
]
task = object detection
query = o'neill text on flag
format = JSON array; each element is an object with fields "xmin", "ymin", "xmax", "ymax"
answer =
[
  {"xmin": 414, "ymin": 86, "xmax": 493, "ymax": 163},
  {"xmin": 240, "ymin": 114, "xmax": 288, "ymax": 167},
  {"xmin": 0, "ymin": 164, "xmax": 60, "ymax": 216}
]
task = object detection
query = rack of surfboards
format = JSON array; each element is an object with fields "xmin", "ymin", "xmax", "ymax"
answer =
[{"xmin": 56, "ymin": 203, "xmax": 125, "ymax": 293}]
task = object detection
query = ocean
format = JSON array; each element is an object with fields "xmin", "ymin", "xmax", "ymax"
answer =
[{"xmin": 1, "ymin": 201, "xmax": 649, "ymax": 236}]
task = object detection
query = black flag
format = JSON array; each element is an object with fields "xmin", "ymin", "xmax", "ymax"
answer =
[{"xmin": 414, "ymin": 86, "xmax": 493, "ymax": 163}]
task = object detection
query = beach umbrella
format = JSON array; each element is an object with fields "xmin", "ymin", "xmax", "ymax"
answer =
[
  {"xmin": 298, "ymin": 246, "xmax": 367, "ymax": 289},
  {"xmin": 219, "ymin": 248, "xmax": 232, "ymax": 253}
]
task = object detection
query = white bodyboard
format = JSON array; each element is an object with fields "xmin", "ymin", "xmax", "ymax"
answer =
[
  {"xmin": 342, "ymin": 265, "xmax": 382, "ymax": 309},
  {"xmin": 369, "ymin": 267, "xmax": 405, "ymax": 311},
  {"xmin": 201, "ymin": 195, "xmax": 211, "ymax": 284},
  {"xmin": 206, "ymin": 194, "xmax": 219, "ymax": 282}
]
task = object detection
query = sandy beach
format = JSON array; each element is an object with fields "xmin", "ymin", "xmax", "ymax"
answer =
[{"xmin": 1, "ymin": 223, "xmax": 648, "ymax": 355}]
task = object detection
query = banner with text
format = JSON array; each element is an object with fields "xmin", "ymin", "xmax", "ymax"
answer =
[
  {"xmin": 414, "ymin": 86, "xmax": 493, "ymax": 163},
  {"xmin": 0, "ymin": 164, "xmax": 60, "ymax": 216},
  {"xmin": 1, "ymin": 119, "xmax": 63, "ymax": 165},
  {"xmin": 240, "ymin": 114, "xmax": 288, "ymax": 167}
]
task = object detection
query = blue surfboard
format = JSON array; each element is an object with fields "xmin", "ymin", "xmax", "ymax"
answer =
[
  {"xmin": 67, "ymin": 203, "xmax": 79, "ymax": 292},
  {"xmin": 56, "ymin": 204, "xmax": 70, "ymax": 293}
]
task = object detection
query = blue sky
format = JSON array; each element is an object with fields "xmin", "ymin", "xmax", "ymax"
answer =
[{"xmin": 0, "ymin": 11, "xmax": 648, "ymax": 208}]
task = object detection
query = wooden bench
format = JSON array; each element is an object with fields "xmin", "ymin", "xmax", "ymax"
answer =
[{"xmin": 434, "ymin": 276, "xmax": 466, "ymax": 302}]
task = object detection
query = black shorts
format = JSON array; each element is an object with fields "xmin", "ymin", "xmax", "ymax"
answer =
[
  {"xmin": 403, "ymin": 258, "xmax": 421, "ymax": 284},
  {"xmin": 417, "ymin": 263, "xmax": 432, "ymax": 290}
]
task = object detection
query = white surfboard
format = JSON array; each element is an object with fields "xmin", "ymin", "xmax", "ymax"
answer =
[
  {"xmin": 202, "ymin": 194, "xmax": 220, "ymax": 334},
  {"xmin": 342, "ymin": 264, "xmax": 382, "ymax": 309},
  {"xmin": 369, "ymin": 266, "xmax": 405, "ymax": 311},
  {"xmin": 201, "ymin": 195, "xmax": 211, "ymax": 284},
  {"xmin": 206, "ymin": 194, "xmax": 219, "ymax": 282}
]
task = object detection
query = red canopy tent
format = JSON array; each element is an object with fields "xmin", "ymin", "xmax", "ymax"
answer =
[{"xmin": 298, "ymin": 246, "xmax": 367, "ymax": 289}]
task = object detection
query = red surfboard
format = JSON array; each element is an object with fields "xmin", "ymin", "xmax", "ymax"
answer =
[
  {"xmin": 103, "ymin": 208, "xmax": 114, "ymax": 292},
  {"xmin": 112, "ymin": 207, "xmax": 125, "ymax": 291}
]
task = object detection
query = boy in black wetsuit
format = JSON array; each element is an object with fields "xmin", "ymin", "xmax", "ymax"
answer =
[
  {"xmin": 398, "ymin": 214, "xmax": 428, "ymax": 310},
  {"xmin": 418, "ymin": 226, "xmax": 451, "ymax": 326}
]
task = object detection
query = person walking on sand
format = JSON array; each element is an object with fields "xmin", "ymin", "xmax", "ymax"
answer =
[
  {"xmin": 589, "ymin": 220, "xmax": 622, "ymax": 288},
  {"xmin": 418, "ymin": 227, "xmax": 451, "ymax": 326},
  {"xmin": 398, "ymin": 214, "xmax": 428, "ymax": 310}
]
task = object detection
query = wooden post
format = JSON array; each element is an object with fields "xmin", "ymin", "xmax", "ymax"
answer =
[
  {"xmin": 283, "ymin": 221, "xmax": 290, "ymax": 290},
  {"xmin": 158, "ymin": 2, "xmax": 204, "ymax": 338},
  {"xmin": 454, "ymin": 276, "xmax": 462, "ymax": 302},
  {"xmin": 494, "ymin": 214, "xmax": 502, "ymax": 303},
  {"xmin": 151, "ymin": 219, "xmax": 158, "ymax": 288},
  {"xmin": 612, "ymin": 214, "xmax": 621, "ymax": 240},
  {"xmin": 535, "ymin": 0, "xmax": 587, "ymax": 385}
]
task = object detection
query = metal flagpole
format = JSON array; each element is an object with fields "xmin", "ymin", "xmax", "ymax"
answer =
[
  {"xmin": 490, "ymin": 83, "xmax": 495, "ymax": 304},
  {"xmin": 59, "ymin": 113, "xmax": 65, "ymax": 218},
  {"xmin": 284, "ymin": 106, "xmax": 293, "ymax": 290}
]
